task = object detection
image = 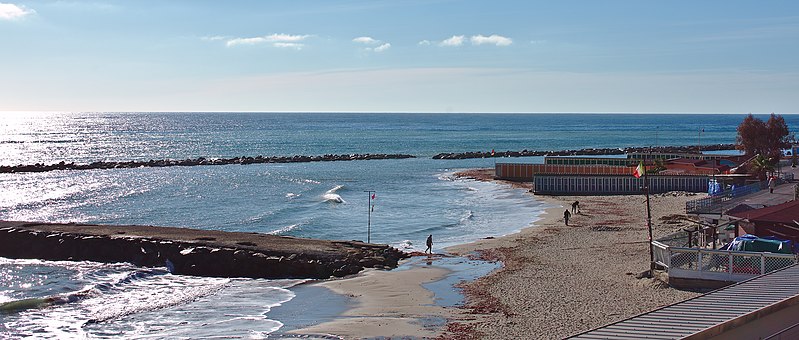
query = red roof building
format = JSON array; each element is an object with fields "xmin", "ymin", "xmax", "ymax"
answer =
[
  {"xmin": 728, "ymin": 200, "xmax": 799, "ymax": 244},
  {"xmin": 660, "ymin": 158, "xmax": 731, "ymax": 175}
]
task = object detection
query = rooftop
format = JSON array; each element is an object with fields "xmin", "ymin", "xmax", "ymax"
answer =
[{"xmin": 570, "ymin": 264, "xmax": 799, "ymax": 339}]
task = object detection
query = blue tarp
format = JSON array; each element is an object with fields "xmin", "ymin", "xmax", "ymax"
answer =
[
  {"xmin": 708, "ymin": 180, "xmax": 723, "ymax": 196},
  {"xmin": 727, "ymin": 234, "xmax": 794, "ymax": 254}
]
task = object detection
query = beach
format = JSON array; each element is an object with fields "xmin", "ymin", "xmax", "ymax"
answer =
[
  {"xmin": 5, "ymin": 113, "xmax": 789, "ymax": 338},
  {"xmin": 294, "ymin": 169, "xmax": 703, "ymax": 339}
]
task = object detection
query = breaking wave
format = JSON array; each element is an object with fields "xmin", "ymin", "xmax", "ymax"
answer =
[{"xmin": 322, "ymin": 185, "xmax": 345, "ymax": 203}]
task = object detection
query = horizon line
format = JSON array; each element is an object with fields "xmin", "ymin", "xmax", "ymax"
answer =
[{"xmin": 3, "ymin": 111, "xmax": 798, "ymax": 115}]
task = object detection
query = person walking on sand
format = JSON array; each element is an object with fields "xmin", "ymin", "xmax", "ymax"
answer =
[
  {"xmin": 572, "ymin": 201, "xmax": 580, "ymax": 214},
  {"xmin": 564, "ymin": 209, "xmax": 571, "ymax": 226},
  {"xmin": 425, "ymin": 234, "xmax": 433, "ymax": 254}
]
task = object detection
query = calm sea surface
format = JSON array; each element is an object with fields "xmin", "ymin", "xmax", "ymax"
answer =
[{"xmin": 1, "ymin": 112, "xmax": 796, "ymax": 338}]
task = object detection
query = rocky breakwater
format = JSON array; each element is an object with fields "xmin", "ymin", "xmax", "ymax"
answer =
[
  {"xmin": 432, "ymin": 144, "xmax": 736, "ymax": 160},
  {"xmin": 0, "ymin": 221, "xmax": 409, "ymax": 279},
  {"xmin": 0, "ymin": 153, "xmax": 416, "ymax": 174}
]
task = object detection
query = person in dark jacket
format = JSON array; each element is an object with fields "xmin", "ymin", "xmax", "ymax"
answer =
[{"xmin": 425, "ymin": 234, "xmax": 433, "ymax": 254}]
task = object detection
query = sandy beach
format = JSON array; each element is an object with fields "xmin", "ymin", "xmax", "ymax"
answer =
[{"xmin": 293, "ymin": 168, "xmax": 703, "ymax": 339}]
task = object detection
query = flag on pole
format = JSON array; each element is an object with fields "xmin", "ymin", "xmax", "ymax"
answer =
[
  {"xmin": 633, "ymin": 161, "xmax": 645, "ymax": 178},
  {"xmin": 371, "ymin": 193, "xmax": 376, "ymax": 200}
]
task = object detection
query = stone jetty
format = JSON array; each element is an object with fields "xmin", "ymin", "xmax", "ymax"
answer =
[
  {"xmin": 432, "ymin": 144, "xmax": 737, "ymax": 160},
  {"xmin": 0, "ymin": 221, "xmax": 408, "ymax": 279},
  {"xmin": 0, "ymin": 153, "xmax": 416, "ymax": 174}
]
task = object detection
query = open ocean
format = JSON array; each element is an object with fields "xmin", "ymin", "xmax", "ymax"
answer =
[{"xmin": 1, "ymin": 112, "xmax": 797, "ymax": 338}]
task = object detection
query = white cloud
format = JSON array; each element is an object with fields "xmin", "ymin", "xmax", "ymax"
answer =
[
  {"xmin": 265, "ymin": 33, "xmax": 310, "ymax": 42},
  {"xmin": 0, "ymin": 3, "xmax": 35, "ymax": 20},
  {"xmin": 418, "ymin": 40, "xmax": 431, "ymax": 46},
  {"xmin": 273, "ymin": 42, "xmax": 304, "ymax": 49},
  {"xmin": 353, "ymin": 36, "xmax": 379, "ymax": 44},
  {"xmin": 353, "ymin": 37, "xmax": 389, "ymax": 52},
  {"xmin": 226, "ymin": 37, "xmax": 267, "ymax": 47},
  {"xmin": 370, "ymin": 43, "xmax": 391, "ymax": 52},
  {"xmin": 225, "ymin": 33, "xmax": 311, "ymax": 47},
  {"xmin": 439, "ymin": 35, "xmax": 465, "ymax": 47},
  {"xmin": 471, "ymin": 34, "xmax": 512, "ymax": 46},
  {"xmin": 201, "ymin": 36, "xmax": 227, "ymax": 41}
]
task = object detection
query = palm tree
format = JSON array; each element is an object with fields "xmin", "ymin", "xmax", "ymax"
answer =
[
  {"xmin": 749, "ymin": 154, "xmax": 775, "ymax": 180},
  {"xmin": 647, "ymin": 158, "xmax": 666, "ymax": 174}
]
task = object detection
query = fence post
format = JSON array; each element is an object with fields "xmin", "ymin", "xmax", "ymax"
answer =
[
  {"xmin": 761, "ymin": 254, "xmax": 766, "ymax": 274},
  {"xmin": 728, "ymin": 252, "xmax": 733, "ymax": 274},
  {"xmin": 666, "ymin": 246, "xmax": 671, "ymax": 268},
  {"xmin": 697, "ymin": 249, "xmax": 702, "ymax": 271}
]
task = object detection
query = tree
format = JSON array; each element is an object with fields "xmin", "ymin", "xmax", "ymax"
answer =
[
  {"xmin": 749, "ymin": 154, "xmax": 774, "ymax": 180},
  {"xmin": 736, "ymin": 113, "xmax": 790, "ymax": 161}
]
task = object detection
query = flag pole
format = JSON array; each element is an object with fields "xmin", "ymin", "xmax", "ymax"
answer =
[
  {"xmin": 644, "ymin": 162, "xmax": 654, "ymax": 277},
  {"xmin": 364, "ymin": 190, "xmax": 375, "ymax": 243}
]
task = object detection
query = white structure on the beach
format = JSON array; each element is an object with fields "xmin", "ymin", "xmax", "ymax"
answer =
[{"xmin": 651, "ymin": 241, "xmax": 797, "ymax": 289}]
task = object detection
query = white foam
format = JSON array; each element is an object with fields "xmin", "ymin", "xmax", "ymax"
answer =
[
  {"xmin": 82, "ymin": 274, "xmax": 229, "ymax": 323},
  {"xmin": 0, "ymin": 290, "xmax": 12, "ymax": 304},
  {"xmin": 326, "ymin": 185, "xmax": 344, "ymax": 194},
  {"xmin": 268, "ymin": 223, "xmax": 302, "ymax": 235},
  {"xmin": 397, "ymin": 239, "xmax": 415, "ymax": 250},
  {"xmin": 322, "ymin": 185, "xmax": 345, "ymax": 203}
]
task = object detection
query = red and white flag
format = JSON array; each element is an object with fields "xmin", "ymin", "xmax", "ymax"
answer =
[{"xmin": 633, "ymin": 161, "xmax": 645, "ymax": 178}]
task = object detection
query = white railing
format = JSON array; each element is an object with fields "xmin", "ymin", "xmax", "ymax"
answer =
[{"xmin": 652, "ymin": 241, "xmax": 798, "ymax": 282}]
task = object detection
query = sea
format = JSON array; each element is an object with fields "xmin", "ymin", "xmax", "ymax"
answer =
[{"xmin": 1, "ymin": 112, "xmax": 797, "ymax": 338}]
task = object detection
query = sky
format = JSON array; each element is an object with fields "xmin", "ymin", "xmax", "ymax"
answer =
[{"xmin": 1, "ymin": 0, "xmax": 798, "ymax": 113}]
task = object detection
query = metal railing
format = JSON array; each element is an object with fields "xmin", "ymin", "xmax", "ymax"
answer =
[
  {"xmin": 652, "ymin": 241, "xmax": 797, "ymax": 282},
  {"xmin": 685, "ymin": 180, "xmax": 767, "ymax": 213}
]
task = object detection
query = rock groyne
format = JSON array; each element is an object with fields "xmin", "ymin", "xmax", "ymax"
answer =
[
  {"xmin": 432, "ymin": 144, "xmax": 737, "ymax": 160},
  {"xmin": 0, "ymin": 221, "xmax": 408, "ymax": 279},
  {"xmin": 0, "ymin": 153, "xmax": 416, "ymax": 174}
]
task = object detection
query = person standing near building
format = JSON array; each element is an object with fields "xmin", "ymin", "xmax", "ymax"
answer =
[
  {"xmin": 768, "ymin": 176, "xmax": 776, "ymax": 194},
  {"xmin": 564, "ymin": 209, "xmax": 571, "ymax": 226}
]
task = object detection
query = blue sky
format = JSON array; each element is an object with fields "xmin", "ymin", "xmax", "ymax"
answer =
[{"xmin": 1, "ymin": 1, "xmax": 798, "ymax": 113}]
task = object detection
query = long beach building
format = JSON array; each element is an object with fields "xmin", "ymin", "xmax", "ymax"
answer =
[{"xmin": 495, "ymin": 154, "xmax": 742, "ymax": 195}]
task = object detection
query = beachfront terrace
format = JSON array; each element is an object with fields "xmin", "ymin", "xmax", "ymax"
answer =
[{"xmin": 652, "ymin": 240, "xmax": 797, "ymax": 290}]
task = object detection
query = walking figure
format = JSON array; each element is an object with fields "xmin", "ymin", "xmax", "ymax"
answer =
[
  {"xmin": 425, "ymin": 234, "xmax": 433, "ymax": 254},
  {"xmin": 768, "ymin": 176, "xmax": 776, "ymax": 194},
  {"xmin": 572, "ymin": 201, "xmax": 580, "ymax": 214},
  {"xmin": 564, "ymin": 210, "xmax": 571, "ymax": 226}
]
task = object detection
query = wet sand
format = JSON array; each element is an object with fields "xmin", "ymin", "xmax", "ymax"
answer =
[{"xmin": 289, "ymin": 255, "xmax": 456, "ymax": 339}]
